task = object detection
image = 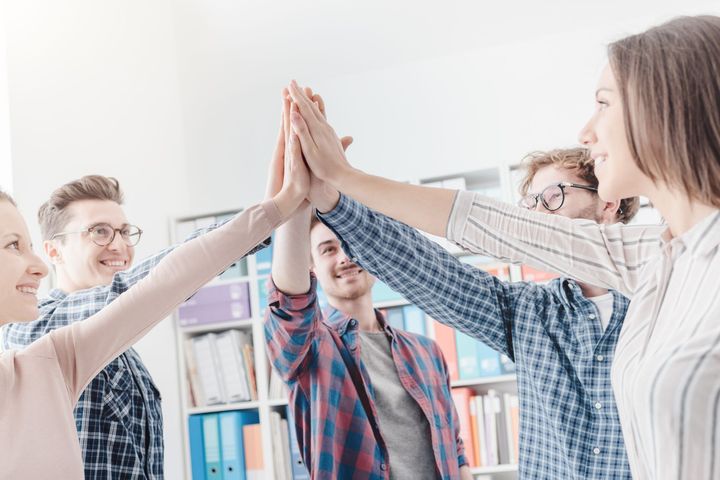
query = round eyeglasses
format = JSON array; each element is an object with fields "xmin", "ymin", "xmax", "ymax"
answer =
[
  {"xmin": 519, "ymin": 182, "xmax": 598, "ymax": 212},
  {"xmin": 52, "ymin": 223, "xmax": 143, "ymax": 247}
]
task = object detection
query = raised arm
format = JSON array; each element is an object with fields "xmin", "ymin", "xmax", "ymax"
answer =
[
  {"xmin": 317, "ymin": 193, "xmax": 523, "ymax": 357},
  {"xmin": 28, "ymin": 104, "xmax": 306, "ymax": 401},
  {"xmin": 287, "ymin": 81, "xmax": 665, "ymax": 296}
]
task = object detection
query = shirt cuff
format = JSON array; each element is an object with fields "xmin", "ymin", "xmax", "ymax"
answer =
[
  {"xmin": 447, "ymin": 190, "xmax": 474, "ymax": 243},
  {"xmin": 457, "ymin": 453, "xmax": 468, "ymax": 468},
  {"xmin": 315, "ymin": 193, "xmax": 358, "ymax": 234},
  {"xmin": 267, "ymin": 274, "xmax": 318, "ymax": 312}
]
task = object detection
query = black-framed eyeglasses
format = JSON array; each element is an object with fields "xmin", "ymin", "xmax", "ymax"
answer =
[
  {"xmin": 52, "ymin": 223, "xmax": 143, "ymax": 247},
  {"xmin": 519, "ymin": 182, "xmax": 598, "ymax": 212}
]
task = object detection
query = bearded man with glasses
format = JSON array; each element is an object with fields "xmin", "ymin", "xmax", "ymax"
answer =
[{"xmin": 1, "ymin": 175, "xmax": 267, "ymax": 479}]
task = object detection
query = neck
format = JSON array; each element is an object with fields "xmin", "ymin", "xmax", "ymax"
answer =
[
  {"xmin": 55, "ymin": 273, "xmax": 80, "ymax": 294},
  {"xmin": 328, "ymin": 293, "xmax": 381, "ymax": 332},
  {"xmin": 648, "ymin": 184, "xmax": 717, "ymax": 237},
  {"xmin": 578, "ymin": 282, "xmax": 608, "ymax": 298}
]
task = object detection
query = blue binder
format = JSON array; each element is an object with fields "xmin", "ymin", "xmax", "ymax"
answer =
[
  {"xmin": 202, "ymin": 414, "xmax": 223, "ymax": 479},
  {"xmin": 219, "ymin": 411, "xmax": 260, "ymax": 480},
  {"xmin": 188, "ymin": 415, "xmax": 207, "ymax": 480},
  {"xmin": 402, "ymin": 305, "xmax": 426, "ymax": 335}
]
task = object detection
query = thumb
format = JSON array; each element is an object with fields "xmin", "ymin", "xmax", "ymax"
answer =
[{"xmin": 340, "ymin": 136, "xmax": 354, "ymax": 152}]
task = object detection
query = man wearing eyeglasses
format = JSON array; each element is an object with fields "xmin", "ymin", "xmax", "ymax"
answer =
[
  {"xmin": 309, "ymin": 147, "xmax": 642, "ymax": 479},
  {"xmin": 0, "ymin": 175, "xmax": 266, "ymax": 479}
]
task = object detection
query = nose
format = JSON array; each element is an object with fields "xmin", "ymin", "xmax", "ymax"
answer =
[
  {"xmin": 107, "ymin": 232, "xmax": 126, "ymax": 251},
  {"xmin": 578, "ymin": 115, "xmax": 596, "ymax": 146},
  {"xmin": 28, "ymin": 251, "xmax": 49, "ymax": 279}
]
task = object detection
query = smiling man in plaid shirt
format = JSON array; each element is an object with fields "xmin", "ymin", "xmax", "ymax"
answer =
[
  {"xmin": 1, "ymin": 175, "xmax": 267, "ymax": 479},
  {"xmin": 264, "ymin": 110, "xmax": 472, "ymax": 479}
]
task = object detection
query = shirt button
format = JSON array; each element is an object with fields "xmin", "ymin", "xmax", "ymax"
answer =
[
  {"xmin": 596, "ymin": 355, "xmax": 605, "ymax": 361},
  {"xmin": 594, "ymin": 402, "xmax": 602, "ymax": 410},
  {"xmin": 349, "ymin": 319, "xmax": 357, "ymax": 327},
  {"xmin": 350, "ymin": 344, "xmax": 358, "ymax": 351},
  {"xmin": 380, "ymin": 463, "xmax": 387, "ymax": 471},
  {"xmin": 352, "ymin": 257, "xmax": 358, "ymax": 262},
  {"xmin": 589, "ymin": 314, "xmax": 597, "ymax": 320},
  {"xmin": 593, "ymin": 447, "xmax": 600, "ymax": 455}
]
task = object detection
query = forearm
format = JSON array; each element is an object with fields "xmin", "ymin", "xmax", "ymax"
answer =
[
  {"xmin": 326, "ymin": 166, "xmax": 456, "ymax": 236},
  {"xmin": 47, "ymin": 200, "xmax": 283, "ymax": 399},
  {"xmin": 449, "ymin": 191, "xmax": 665, "ymax": 296},
  {"xmin": 459, "ymin": 465, "xmax": 473, "ymax": 480},
  {"xmin": 271, "ymin": 203, "xmax": 312, "ymax": 295}
]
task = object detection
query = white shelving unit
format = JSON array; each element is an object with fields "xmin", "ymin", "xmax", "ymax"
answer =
[{"xmin": 172, "ymin": 212, "xmax": 290, "ymax": 480}]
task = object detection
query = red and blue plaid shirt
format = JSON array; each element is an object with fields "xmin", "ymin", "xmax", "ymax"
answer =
[{"xmin": 264, "ymin": 275, "xmax": 467, "ymax": 480}]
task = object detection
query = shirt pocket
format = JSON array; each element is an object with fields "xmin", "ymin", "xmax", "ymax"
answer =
[{"xmin": 102, "ymin": 358, "xmax": 134, "ymax": 421}]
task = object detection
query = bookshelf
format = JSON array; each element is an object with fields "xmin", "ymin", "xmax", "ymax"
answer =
[{"xmin": 172, "ymin": 210, "xmax": 299, "ymax": 480}]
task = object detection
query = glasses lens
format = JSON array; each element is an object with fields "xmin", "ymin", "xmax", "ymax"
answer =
[
  {"xmin": 542, "ymin": 185, "xmax": 564, "ymax": 211},
  {"xmin": 122, "ymin": 226, "xmax": 142, "ymax": 246},
  {"xmin": 89, "ymin": 224, "xmax": 114, "ymax": 246},
  {"xmin": 519, "ymin": 194, "xmax": 537, "ymax": 210}
]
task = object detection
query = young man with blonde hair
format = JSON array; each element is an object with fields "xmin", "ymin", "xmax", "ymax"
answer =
[{"xmin": 307, "ymin": 145, "xmax": 641, "ymax": 479}]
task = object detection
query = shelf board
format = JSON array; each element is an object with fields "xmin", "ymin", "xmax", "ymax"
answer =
[
  {"xmin": 470, "ymin": 464, "xmax": 518, "ymax": 475},
  {"xmin": 268, "ymin": 398, "xmax": 289, "ymax": 407},
  {"xmin": 451, "ymin": 374, "xmax": 516, "ymax": 388},
  {"xmin": 179, "ymin": 318, "xmax": 254, "ymax": 334},
  {"xmin": 187, "ymin": 400, "xmax": 260, "ymax": 415}
]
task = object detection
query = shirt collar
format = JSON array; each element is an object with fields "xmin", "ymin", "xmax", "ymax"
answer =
[
  {"xmin": 658, "ymin": 210, "xmax": 720, "ymax": 259},
  {"xmin": 323, "ymin": 306, "xmax": 395, "ymax": 337}
]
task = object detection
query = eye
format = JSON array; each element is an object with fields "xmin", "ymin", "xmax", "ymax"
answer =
[
  {"xmin": 596, "ymin": 99, "xmax": 609, "ymax": 111},
  {"xmin": 7, "ymin": 240, "xmax": 20, "ymax": 251},
  {"xmin": 322, "ymin": 246, "xmax": 336, "ymax": 255}
]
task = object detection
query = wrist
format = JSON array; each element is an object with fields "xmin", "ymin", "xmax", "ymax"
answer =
[
  {"xmin": 273, "ymin": 188, "xmax": 302, "ymax": 220},
  {"xmin": 313, "ymin": 185, "xmax": 341, "ymax": 214},
  {"xmin": 323, "ymin": 163, "xmax": 356, "ymax": 188}
]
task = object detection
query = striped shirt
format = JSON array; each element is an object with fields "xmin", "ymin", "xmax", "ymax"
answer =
[
  {"xmin": 1, "ymin": 220, "xmax": 269, "ymax": 479},
  {"xmin": 448, "ymin": 190, "xmax": 720, "ymax": 480},
  {"xmin": 264, "ymin": 276, "xmax": 467, "ymax": 480},
  {"xmin": 319, "ymin": 194, "xmax": 633, "ymax": 479}
]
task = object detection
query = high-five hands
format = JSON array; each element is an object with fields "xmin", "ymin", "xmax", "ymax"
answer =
[{"xmin": 287, "ymin": 80, "xmax": 354, "ymax": 187}]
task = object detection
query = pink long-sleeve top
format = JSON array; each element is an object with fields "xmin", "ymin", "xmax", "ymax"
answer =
[{"xmin": 0, "ymin": 200, "xmax": 281, "ymax": 480}]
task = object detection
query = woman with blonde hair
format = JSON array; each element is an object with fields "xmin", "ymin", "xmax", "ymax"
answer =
[{"xmin": 287, "ymin": 15, "xmax": 720, "ymax": 480}]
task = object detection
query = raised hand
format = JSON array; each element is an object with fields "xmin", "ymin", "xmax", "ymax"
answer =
[
  {"xmin": 267, "ymin": 89, "xmax": 310, "ymax": 218},
  {"xmin": 295, "ymin": 85, "xmax": 353, "ymax": 212},
  {"xmin": 287, "ymin": 80, "xmax": 353, "ymax": 185}
]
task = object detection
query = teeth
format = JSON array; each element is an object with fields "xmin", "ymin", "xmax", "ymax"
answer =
[
  {"xmin": 595, "ymin": 156, "xmax": 606, "ymax": 167},
  {"xmin": 17, "ymin": 286, "xmax": 37, "ymax": 295},
  {"xmin": 102, "ymin": 260, "xmax": 126, "ymax": 267}
]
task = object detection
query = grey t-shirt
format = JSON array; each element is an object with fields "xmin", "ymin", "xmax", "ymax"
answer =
[{"xmin": 359, "ymin": 331, "xmax": 438, "ymax": 480}]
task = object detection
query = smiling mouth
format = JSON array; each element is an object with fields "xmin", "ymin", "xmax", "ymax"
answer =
[
  {"xmin": 336, "ymin": 268, "xmax": 363, "ymax": 279},
  {"xmin": 17, "ymin": 286, "xmax": 38, "ymax": 296},
  {"xmin": 594, "ymin": 155, "xmax": 607, "ymax": 168},
  {"xmin": 100, "ymin": 260, "xmax": 128, "ymax": 268}
]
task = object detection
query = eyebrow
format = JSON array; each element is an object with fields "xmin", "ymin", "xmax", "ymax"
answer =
[
  {"xmin": 595, "ymin": 87, "xmax": 614, "ymax": 95},
  {"xmin": 316, "ymin": 240, "xmax": 337, "ymax": 252}
]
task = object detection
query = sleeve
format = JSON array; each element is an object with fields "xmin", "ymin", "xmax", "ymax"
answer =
[
  {"xmin": 0, "ymin": 220, "xmax": 270, "ymax": 349},
  {"xmin": 448, "ymin": 191, "xmax": 667, "ymax": 297},
  {"xmin": 263, "ymin": 275, "xmax": 322, "ymax": 383},
  {"xmin": 318, "ymin": 194, "xmax": 528, "ymax": 357},
  {"xmin": 26, "ymin": 200, "xmax": 282, "ymax": 402}
]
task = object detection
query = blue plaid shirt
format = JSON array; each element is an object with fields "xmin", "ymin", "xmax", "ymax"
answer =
[
  {"xmin": 318, "ymin": 194, "xmax": 633, "ymax": 480},
  {"xmin": 1, "ymin": 222, "xmax": 269, "ymax": 479}
]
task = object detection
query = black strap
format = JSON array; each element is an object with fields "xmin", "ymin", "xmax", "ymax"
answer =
[{"xmin": 327, "ymin": 326, "xmax": 387, "ymax": 452}]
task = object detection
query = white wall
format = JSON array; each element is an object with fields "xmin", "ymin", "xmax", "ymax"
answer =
[
  {"xmin": 3, "ymin": 1, "xmax": 189, "ymax": 478},
  {"xmin": 4, "ymin": 1, "xmax": 719, "ymax": 478},
  {"xmin": 0, "ymin": 4, "xmax": 11, "ymax": 193}
]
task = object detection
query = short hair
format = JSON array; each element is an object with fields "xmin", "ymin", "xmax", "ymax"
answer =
[
  {"xmin": 38, "ymin": 175, "xmax": 124, "ymax": 241},
  {"xmin": 608, "ymin": 15, "xmax": 720, "ymax": 208},
  {"xmin": 0, "ymin": 189, "xmax": 16, "ymax": 206},
  {"xmin": 518, "ymin": 147, "xmax": 640, "ymax": 224}
]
